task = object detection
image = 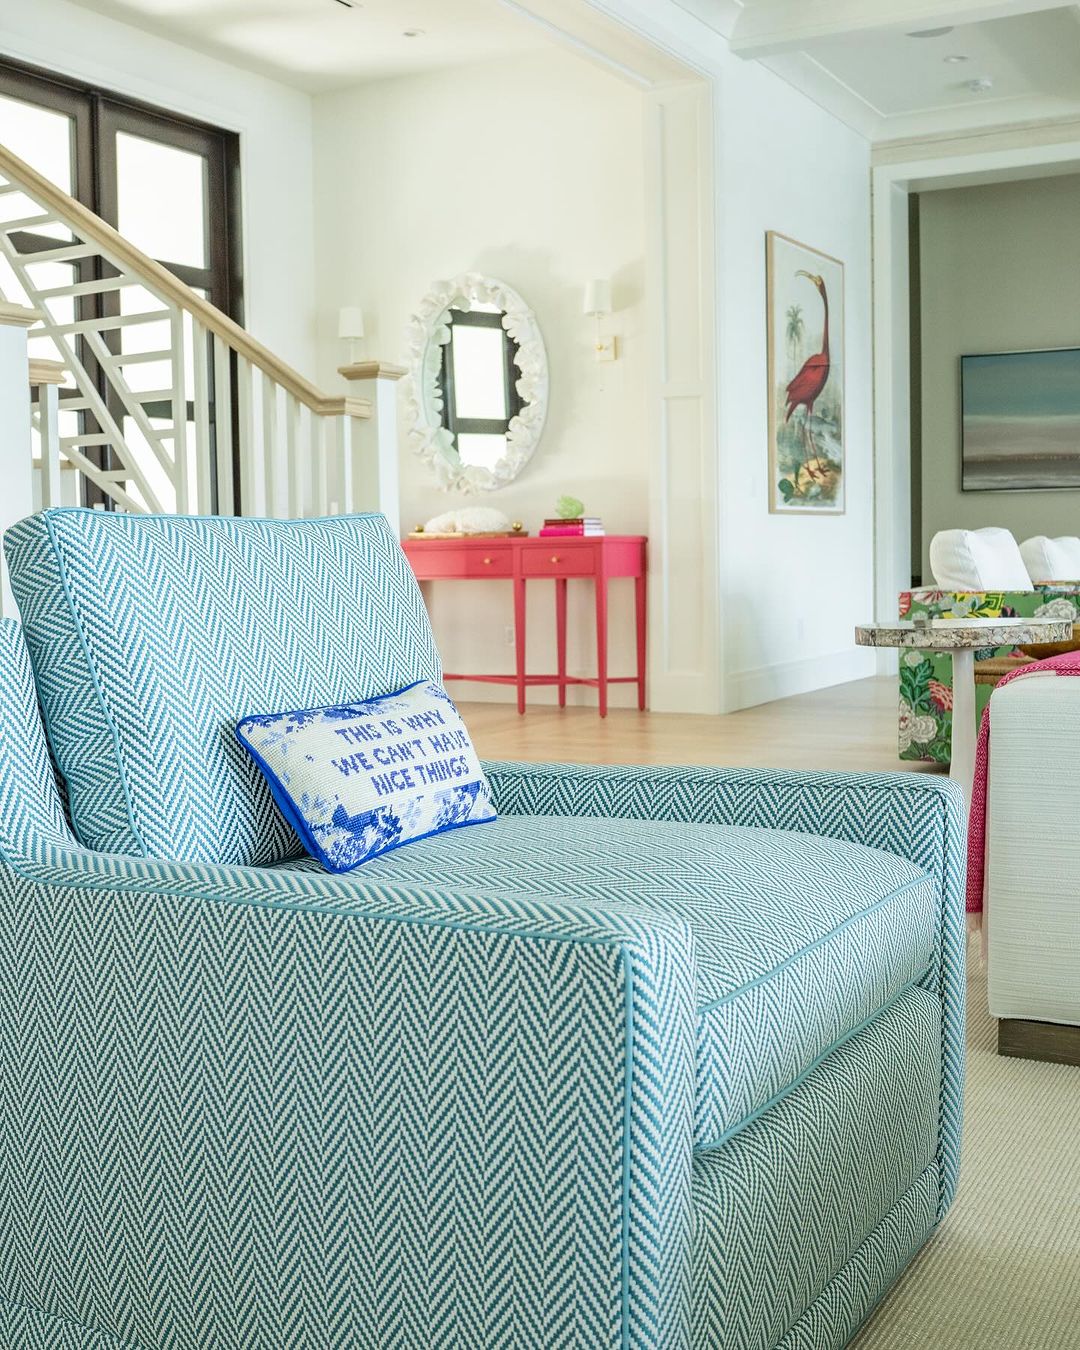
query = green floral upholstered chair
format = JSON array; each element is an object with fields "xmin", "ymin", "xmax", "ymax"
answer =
[
  {"xmin": 0, "ymin": 508, "xmax": 967, "ymax": 1350},
  {"xmin": 898, "ymin": 585, "xmax": 1080, "ymax": 765}
]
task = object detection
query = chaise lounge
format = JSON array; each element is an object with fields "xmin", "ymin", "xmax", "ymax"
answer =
[{"xmin": 0, "ymin": 508, "xmax": 965, "ymax": 1349}]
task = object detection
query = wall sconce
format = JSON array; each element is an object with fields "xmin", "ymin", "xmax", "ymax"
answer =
[
  {"xmin": 337, "ymin": 305, "xmax": 365, "ymax": 362},
  {"xmin": 583, "ymin": 279, "xmax": 616, "ymax": 363}
]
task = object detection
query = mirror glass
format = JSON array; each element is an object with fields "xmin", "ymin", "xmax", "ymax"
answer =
[
  {"xmin": 405, "ymin": 274, "xmax": 548, "ymax": 492},
  {"xmin": 439, "ymin": 303, "xmax": 522, "ymax": 472}
]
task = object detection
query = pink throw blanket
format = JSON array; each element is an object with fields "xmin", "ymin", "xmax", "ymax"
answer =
[{"xmin": 967, "ymin": 650, "xmax": 1080, "ymax": 912}]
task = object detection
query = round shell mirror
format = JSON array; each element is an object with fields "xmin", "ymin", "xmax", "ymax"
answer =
[{"xmin": 404, "ymin": 272, "xmax": 549, "ymax": 493}]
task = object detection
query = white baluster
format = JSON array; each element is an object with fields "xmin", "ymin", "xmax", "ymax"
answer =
[
  {"xmin": 192, "ymin": 318, "xmax": 212, "ymax": 515},
  {"xmin": 262, "ymin": 375, "xmax": 282, "ymax": 517},
  {"xmin": 314, "ymin": 413, "xmax": 329, "ymax": 516},
  {"xmin": 212, "ymin": 334, "xmax": 234, "ymax": 515},
  {"xmin": 335, "ymin": 413, "xmax": 354, "ymax": 515},
  {"xmin": 237, "ymin": 357, "xmax": 266, "ymax": 517},
  {"xmin": 169, "ymin": 309, "xmax": 189, "ymax": 514},
  {"xmin": 37, "ymin": 387, "xmax": 61, "ymax": 507},
  {"xmin": 285, "ymin": 393, "xmax": 309, "ymax": 518}
]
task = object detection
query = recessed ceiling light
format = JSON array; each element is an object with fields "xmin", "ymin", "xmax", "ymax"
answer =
[
  {"xmin": 907, "ymin": 26, "xmax": 954, "ymax": 37},
  {"xmin": 403, "ymin": 28, "xmax": 424, "ymax": 37},
  {"xmin": 943, "ymin": 54, "xmax": 969, "ymax": 64},
  {"xmin": 966, "ymin": 76, "xmax": 994, "ymax": 94}
]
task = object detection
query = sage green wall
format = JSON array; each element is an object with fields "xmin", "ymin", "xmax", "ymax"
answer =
[{"xmin": 918, "ymin": 174, "xmax": 1080, "ymax": 581}]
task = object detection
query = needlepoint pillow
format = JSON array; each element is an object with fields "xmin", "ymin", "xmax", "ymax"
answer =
[{"xmin": 235, "ymin": 681, "xmax": 496, "ymax": 872}]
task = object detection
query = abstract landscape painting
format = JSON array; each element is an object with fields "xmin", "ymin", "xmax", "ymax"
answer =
[
  {"xmin": 962, "ymin": 348, "xmax": 1080, "ymax": 491},
  {"xmin": 766, "ymin": 231, "xmax": 845, "ymax": 514}
]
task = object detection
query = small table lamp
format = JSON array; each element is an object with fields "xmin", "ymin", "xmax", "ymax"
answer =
[{"xmin": 338, "ymin": 306, "xmax": 365, "ymax": 362}]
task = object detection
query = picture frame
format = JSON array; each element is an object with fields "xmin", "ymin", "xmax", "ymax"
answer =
[
  {"xmin": 961, "ymin": 346, "xmax": 1080, "ymax": 492},
  {"xmin": 766, "ymin": 231, "xmax": 845, "ymax": 515}
]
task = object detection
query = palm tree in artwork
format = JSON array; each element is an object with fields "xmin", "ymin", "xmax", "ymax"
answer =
[{"xmin": 785, "ymin": 304, "xmax": 804, "ymax": 376}]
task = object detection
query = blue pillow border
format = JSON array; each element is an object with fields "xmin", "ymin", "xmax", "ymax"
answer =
[{"xmin": 234, "ymin": 679, "xmax": 495, "ymax": 873}]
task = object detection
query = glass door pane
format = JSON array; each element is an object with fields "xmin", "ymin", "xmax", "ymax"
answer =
[
  {"xmin": 0, "ymin": 92, "xmax": 74, "ymax": 240},
  {"xmin": 115, "ymin": 131, "xmax": 208, "ymax": 269},
  {"xmin": 0, "ymin": 91, "xmax": 73, "ymax": 192}
]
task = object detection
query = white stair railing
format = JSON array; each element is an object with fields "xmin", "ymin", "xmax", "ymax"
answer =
[{"xmin": 0, "ymin": 141, "xmax": 400, "ymax": 526}]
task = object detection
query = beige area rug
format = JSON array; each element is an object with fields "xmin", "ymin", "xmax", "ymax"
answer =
[{"xmin": 852, "ymin": 936, "xmax": 1080, "ymax": 1349}]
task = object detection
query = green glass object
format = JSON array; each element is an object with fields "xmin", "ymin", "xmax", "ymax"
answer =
[{"xmin": 556, "ymin": 495, "xmax": 585, "ymax": 520}]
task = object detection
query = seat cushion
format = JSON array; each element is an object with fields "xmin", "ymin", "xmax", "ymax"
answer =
[
  {"xmin": 929, "ymin": 526, "xmax": 1032, "ymax": 592},
  {"xmin": 275, "ymin": 813, "xmax": 940, "ymax": 1149},
  {"xmin": 5, "ymin": 509, "xmax": 440, "ymax": 866}
]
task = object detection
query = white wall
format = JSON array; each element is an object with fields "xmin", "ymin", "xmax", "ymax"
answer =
[
  {"xmin": 715, "ymin": 54, "xmax": 876, "ymax": 707},
  {"xmin": 0, "ymin": 0, "xmax": 317, "ymax": 376},
  {"xmin": 917, "ymin": 174, "xmax": 1080, "ymax": 580},
  {"xmin": 313, "ymin": 49, "xmax": 648, "ymax": 705}
]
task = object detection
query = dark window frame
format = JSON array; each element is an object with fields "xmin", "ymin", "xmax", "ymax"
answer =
[
  {"xmin": 0, "ymin": 54, "xmax": 243, "ymax": 506},
  {"xmin": 438, "ymin": 308, "xmax": 524, "ymax": 446}
]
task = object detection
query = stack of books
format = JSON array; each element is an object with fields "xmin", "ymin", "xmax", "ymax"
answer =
[{"xmin": 538, "ymin": 516, "xmax": 605, "ymax": 538}]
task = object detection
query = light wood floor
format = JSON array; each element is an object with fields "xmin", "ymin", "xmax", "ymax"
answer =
[{"xmin": 461, "ymin": 675, "xmax": 943, "ymax": 776}]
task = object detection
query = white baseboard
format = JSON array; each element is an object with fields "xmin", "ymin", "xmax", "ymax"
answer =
[{"xmin": 724, "ymin": 648, "xmax": 878, "ymax": 712}]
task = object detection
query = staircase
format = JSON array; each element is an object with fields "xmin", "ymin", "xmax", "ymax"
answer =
[{"xmin": 0, "ymin": 140, "xmax": 399, "ymax": 600}]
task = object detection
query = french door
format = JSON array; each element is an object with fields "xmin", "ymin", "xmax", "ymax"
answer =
[{"xmin": 0, "ymin": 56, "xmax": 241, "ymax": 509}]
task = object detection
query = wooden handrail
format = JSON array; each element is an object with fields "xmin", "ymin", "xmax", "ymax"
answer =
[{"xmin": 0, "ymin": 142, "xmax": 370, "ymax": 419}]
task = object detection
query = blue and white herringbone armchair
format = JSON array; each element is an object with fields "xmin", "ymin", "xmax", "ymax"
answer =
[{"xmin": 0, "ymin": 509, "xmax": 966, "ymax": 1350}]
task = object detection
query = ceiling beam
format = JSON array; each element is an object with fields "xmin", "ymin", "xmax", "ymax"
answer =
[{"xmin": 729, "ymin": 0, "xmax": 1080, "ymax": 58}]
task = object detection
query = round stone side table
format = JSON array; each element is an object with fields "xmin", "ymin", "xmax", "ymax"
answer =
[{"xmin": 855, "ymin": 617, "xmax": 1072, "ymax": 805}]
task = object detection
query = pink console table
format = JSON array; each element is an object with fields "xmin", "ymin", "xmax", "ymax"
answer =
[{"xmin": 402, "ymin": 534, "xmax": 647, "ymax": 716}]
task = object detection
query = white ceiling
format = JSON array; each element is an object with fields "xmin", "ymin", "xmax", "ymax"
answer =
[
  {"xmin": 63, "ymin": 0, "xmax": 552, "ymax": 90},
  {"xmin": 711, "ymin": 0, "xmax": 1080, "ymax": 141},
  {"xmin": 63, "ymin": 0, "xmax": 1080, "ymax": 139}
]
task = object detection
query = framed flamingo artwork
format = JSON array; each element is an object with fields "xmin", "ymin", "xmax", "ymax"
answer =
[{"xmin": 766, "ymin": 231, "xmax": 845, "ymax": 514}]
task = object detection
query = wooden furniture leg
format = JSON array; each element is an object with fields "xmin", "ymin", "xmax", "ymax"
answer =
[
  {"xmin": 999, "ymin": 1018, "xmax": 1080, "ymax": 1067},
  {"xmin": 514, "ymin": 576, "xmax": 527, "ymax": 715},
  {"xmin": 595, "ymin": 572, "xmax": 609, "ymax": 718},
  {"xmin": 635, "ymin": 572, "xmax": 647, "ymax": 711},
  {"xmin": 556, "ymin": 577, "xmax": 568, "ymax": 708}
]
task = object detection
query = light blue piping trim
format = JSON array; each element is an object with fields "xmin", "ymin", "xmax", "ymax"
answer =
[
  {"xmin": 36, "ymin": 506, "xmax": 384, "ymax": 526},
  {"xmin": 619, "ymin": 946, "xmax": 634, "ymax": 1350},
  {"xmin": 40, "ymin": 511, "xmax": 147, "ymax": 855},
  {"xmin": 696, "ymin": 875, "xmax": 930, "ymax": 1014},
  {"xmin": 693, "ymin": 972, "xmax": 933, "ymax": 1154}
]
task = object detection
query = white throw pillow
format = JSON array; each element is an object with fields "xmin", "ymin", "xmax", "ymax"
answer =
[
  {"xmin": 1019, "ymin": 535, "xmax": 1080, "ymax": 583},
  {"xmin": 928, "ymin": 527, "xmax": 1033, "ymax": 593}
]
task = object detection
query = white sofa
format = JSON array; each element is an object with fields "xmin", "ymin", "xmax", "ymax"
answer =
[{"xmin": 987, "ymin": 675, "xmax": 1080, "ymax": 1063}]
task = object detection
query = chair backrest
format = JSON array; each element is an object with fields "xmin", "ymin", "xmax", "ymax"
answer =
[
  {"xmin": 1019, "ymin": 535, "xmax": 1080, "ymax": 584},
  {"xmin": 5, "ymin": 510, "xmax": 441, "ymax": 866},
  {"xmin": 928, "ymin": 527, "xmax": 1032, "ymax": 593},
  {"xmin": 0, "ymin": 618, "xmax": 72, "ymax": 866}
]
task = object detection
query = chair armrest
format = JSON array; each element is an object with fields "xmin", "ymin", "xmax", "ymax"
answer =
[
  {"xmin": 0, "ymin": 844, "xmax": 696, "ymax": 1346},
  {"xmin": 486, "ymin": 758, "xmax": 967, "ymax": 1217},
  {"xmin": 486, "ymin": 759, "xmax": 964, "ymax": 884}
]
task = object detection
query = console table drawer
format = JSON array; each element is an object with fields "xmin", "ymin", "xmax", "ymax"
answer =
[
  {"xmin": 413, "ymin": 546, "xmax": 514, "ymax": 578},
  {"xmin": 522, "ymin": 547, "xmax": 596, "ymax": 578}
]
